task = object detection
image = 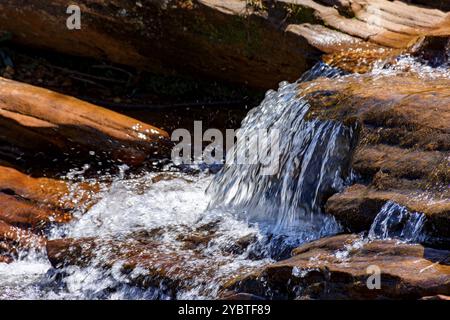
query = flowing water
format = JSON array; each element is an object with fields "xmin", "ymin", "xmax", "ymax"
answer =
[{"xmin": 0, "ymin": 56, "xmax": 446, "ymax": 299}]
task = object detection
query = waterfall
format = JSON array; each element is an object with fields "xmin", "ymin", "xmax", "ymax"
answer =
[
  {"xmin": 369, "ymin": 201, "xmax": 426, "ymax": 242},
  {"xmin": 208, "ymin": 64, "xmax": 356, "ymax": 237}
]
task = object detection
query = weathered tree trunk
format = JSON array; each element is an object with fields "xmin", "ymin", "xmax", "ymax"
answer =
[{"xmin": 0, "ymin": 0, "xmax": 448, "ymax": 89}]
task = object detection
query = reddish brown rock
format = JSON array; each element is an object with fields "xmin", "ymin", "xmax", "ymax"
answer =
[
  {"xmin": 46, "ymin": 231, "xmax": 260, "ymax": 297},
  {"xmin": 0, "ymin": 220, "xmax": 45, "ymax": 247},
  {"xmin": 0, "ymin": 193, "xmax": 70, "ymax": 229},
  {"xmin": 325, "ymin": 185, "xmax": 450, "ymax": 243},
  {"xmin": 0, "ymin": 165, "xmax": 98, "ymax": 211},
  {"xmin": 46, "ymin": 236, "xmax": 208, "ymax": 297},
  {"xmin": 0, "ymin": 219, "xmax": 46, "ymax": 262},
  {"xmin": 0, "ymin": 77, "xmax": 171, "ymax": 166},
  {"xmin": 0, "ymin": 0, "xmax": 448, "ymax": 88},
  {"xmin": 224, "ymin": 234, "xmax": 450, "ymax": 299},
  {"xmin": 300, "ymin": 73, "xmax": 450, "ymax": 243}
]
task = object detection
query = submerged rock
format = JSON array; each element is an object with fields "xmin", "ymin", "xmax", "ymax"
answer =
[
  {"xmin": 223, "ymin": 234, "xmax": 450, "ymax": 299},
  {"xmin": 0, "ymin": 77, "xmax": 171, "ymax": 167}
]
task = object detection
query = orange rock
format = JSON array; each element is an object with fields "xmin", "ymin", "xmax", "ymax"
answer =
[
  {"xmin": 0, "ymin": 166, "xmax": 97, "ymax": 210},
  {"xmin": 224, "ymin": 234, "xmax": 450, "ymax": 299},
  {"xmin": 0, "ymin": 220, "xmax": 46, "ymax": 250},
  {"xmin": 0, "ymin": 193, "xmax": 71, "ymax": 229},
  {"xmin": 300, "ymin": 74, "xmax": 450, "ymax": 243},
  {"xmin": 0, "ymin": 77, "xmax": 171, "ymax": 166},
  {"xmin": 0, "ymin": 165, "xmax": 100, "ymax": 261}
]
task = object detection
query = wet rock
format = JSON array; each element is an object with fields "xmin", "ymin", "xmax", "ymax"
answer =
[
  {"xmin": 0, "ymin": 193, "xmax": 70, "ymax": 229},
  {"xmin": 410, "ymin": 35, "xmax": 449, "ymax": 66},
  {"xmin": 0, "ymin": 0, "xmax": 447, "ymax": 88},
  {"xmin": 0, "ymin": 165, "xmax": 98, "ymax": 212},
  {"xmin": 0, "ymin": 255, "xmax": 12, "ymax": 263},
  {"xmin": 46, "ymin": 236, "xmax": 203, "ymax": 299},
  {"xmin": 325, "ymin": 185, "xmax": 450, "ymax": 246},
  {"xmin": 224, "ymin": 234, "xmax": 450, "ymax": 299},
  {"xmin": 0, "ymin": 77, "xmax": 171, "ymax": 167},
  {"xmin": 220, "ymin": 291, "xmax": 265, "ymax": 300},
  {"xmin": 177, "ymin": 232, "xmax": 215, "ymax": 250},
  {"xmin": 301, "ymin": 73, "xmax": 450, "ymax": 244},
  {"xmin": 0, "ymin": 165, "xmax": 100, "ymax": 261},
  {"xmin": 0, "ymin": 220, "xmax": 46, "ymax": 260}
]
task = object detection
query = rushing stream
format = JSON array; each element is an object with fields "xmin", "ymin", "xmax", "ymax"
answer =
[{"xmin": 0, "ymin": 56, "xmax": 447, "ymax": 299}]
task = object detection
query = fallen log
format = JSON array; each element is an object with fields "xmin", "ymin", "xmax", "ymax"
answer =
[{"xmin": 0, "ymin": 77, "xmax": 171, "ymax": 167}]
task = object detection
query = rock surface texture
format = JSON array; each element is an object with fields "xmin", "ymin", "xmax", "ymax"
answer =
[
  {"xmin": 0, "ymin": 77, "xmax": 171, "ymax": 166},
  {"xmin": 46, "ymin": 229, "xmax": 260, "ymax": 298},
  {"xmin": 298, "ymin": 72, "xmax": 450, "ymax": 247},
  {"xmin": 0, "ymin": 0, "xmax": 448, "ymax": 88},
  {"xmin": 0, "ymin": 165, "xmax": 99, "ymax": 262}
]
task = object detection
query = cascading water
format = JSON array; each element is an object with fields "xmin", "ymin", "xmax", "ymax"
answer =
[
  {"xmin": 369, "ymin": 201, "xmax": 426, "ymax": 243},
  {"xmin": 0, "ymin": 61, "xmax": 356, "ymax": 299},
  {"xmin": 208, "ymin": 64, "xmax": 355, "ymax": 238}
]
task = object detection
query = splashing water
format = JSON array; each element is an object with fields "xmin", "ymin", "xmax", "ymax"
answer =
[
  {"xmin": 0, "ymin": 61, "xmax": 356, "ymax": 299},
  {"xmin": 1, "ymin": 172, "xmax": 276, "ymax": 299},
  {"xmin": 208, "ymin": 66, "xmax": 356, "ymax": 237},
  {"xmin": 369, "ymin": 201, "xmax": 426, "ymax": 243},
  {"xmin": 1, "ymin": 56, "xmax": 442, "ymax": 300}
]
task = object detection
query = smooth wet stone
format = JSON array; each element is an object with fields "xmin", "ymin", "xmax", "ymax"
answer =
[
  {"xmin": 299, "ymin": 73, "xmax": 450, "ymax": 244},
  {"xmin": 223, "ymin": 234, "xmax": 450, "ymax": 299},
  {"xmin": 0, "ymin": 220, "xmax": 46, "ymax": 261},
  {"xmin": 0, "ymin": 165, "xmax": 98, "ymax": 212},
  {"xmin": 0, "ymin": 193, "xmax": 70, "ymax": 229},
  {"xmin": 0, "ymin": 0, "xmax": 448, "ymax": 88},
  {"xmin": 326, "ymin": 185, "xmax": 450, "ymax": 247}
]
